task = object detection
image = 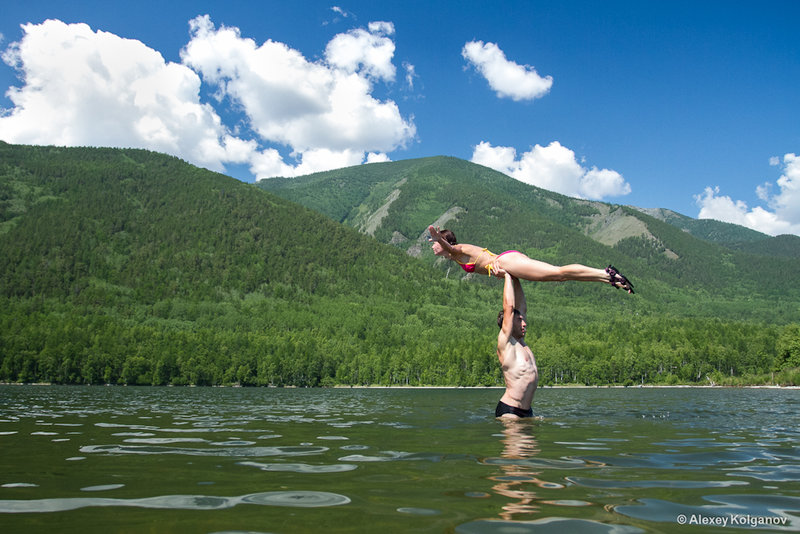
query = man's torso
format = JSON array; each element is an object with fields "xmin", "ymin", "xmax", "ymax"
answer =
[{"xmin": 498, "ymin": 338, "xmax": 539, "ymax": 409}]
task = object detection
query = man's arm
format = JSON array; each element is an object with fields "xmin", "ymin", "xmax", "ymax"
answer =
[
  {"xmin": 513, "ymin": 276, "xmax": 526, "ymax": 318},
  {"xmin": 497, "ymin": 273, "xmax": 515, "ymax": 360},
  {"xmin": 500, "ymin": 273, "xmax": 516, "ymax": 339}
]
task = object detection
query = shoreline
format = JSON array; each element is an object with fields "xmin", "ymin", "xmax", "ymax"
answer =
[{"xmin": 1, "ymin": 382, "xmax": 798, "ymax": 390}]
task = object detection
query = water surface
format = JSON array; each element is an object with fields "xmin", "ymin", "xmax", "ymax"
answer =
[{"xmin": 1, "ymin": 386, "xmax": 798, "ymax": 532}]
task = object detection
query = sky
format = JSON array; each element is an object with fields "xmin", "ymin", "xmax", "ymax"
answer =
[{"xmin": 1, "ymin": 1, "xmax": 798, "ymax": 236}]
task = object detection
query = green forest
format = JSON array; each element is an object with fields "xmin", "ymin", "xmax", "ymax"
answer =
[{"xmin": 1, "ymin": 143, "xmax": 799, "ymax": 387}]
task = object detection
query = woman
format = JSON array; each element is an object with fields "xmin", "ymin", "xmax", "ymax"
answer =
[{"xmin": 428, "ymin": 225, "xmax": 634, "ymax": 293}]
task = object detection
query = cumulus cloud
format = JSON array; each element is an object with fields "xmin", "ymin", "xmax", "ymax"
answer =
[
  {"xmin": 325, "ymin": 21, "xmax": 396, "ymax": 81},
  {"xmin": 471, "ymin": 141, "xmax": 631, "ymax": 200},
  {"xmin": 462, "ymin": 40, "xmax": 552, "ymax": 101},
  {"xmin": 182, "ymin": 15, "xmax": 414, "ymax": 178},
  {"xmin": 365, "ymin": 152, "xmax": 391, "ymax": 163},
  {"xmin": 0, "ymin": 19, "xmax": 246, "ymax": 172},
  {"xmin": 695, "ymin": 153, "xmax": 800, "ymax": 236},
  {"xmin": 0, "ymin": 16, "xmax": 415, "ymax": 179}
]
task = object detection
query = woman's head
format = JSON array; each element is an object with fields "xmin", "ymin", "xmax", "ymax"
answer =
[
  {"xmin": 431, "ymin": 228, "xmax": 458, "ymax": 257},
  {"xmin": 440, "ymin": 229, "xmax": 457, "ymax": 245}
]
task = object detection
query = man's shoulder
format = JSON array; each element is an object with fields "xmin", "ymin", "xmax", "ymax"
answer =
[{"xmin": 497, "ymin": 333, "xmax": 519, "ymax": 347}]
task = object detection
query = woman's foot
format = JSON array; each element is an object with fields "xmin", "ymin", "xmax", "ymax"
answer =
[{"xmin": 606, "ymin": 266, "xmax": 634, "ymax": 294}]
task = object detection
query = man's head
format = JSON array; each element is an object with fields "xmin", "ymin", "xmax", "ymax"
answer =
[{"xmin": 497, "ymin": 308, "xmax": 527, "ymax": 338}]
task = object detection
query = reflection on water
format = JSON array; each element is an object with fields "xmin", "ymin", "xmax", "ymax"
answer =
[
  {"xmin": 486, "ymin": 419, "xmax": 544, "ymax": 519},
  {"xmin": 0, "ymin": 386, "xmax": 798, "ymax": 533},
  {"xmin": 471, "ymin": 419, "xmax": 638, "ymax": 534}
]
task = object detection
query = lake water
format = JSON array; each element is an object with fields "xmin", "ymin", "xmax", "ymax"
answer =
[{"xmin": 0, "ymin": 386, "xmax": 798, "ymax": 533}]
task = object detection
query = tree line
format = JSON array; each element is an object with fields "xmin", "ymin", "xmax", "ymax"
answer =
[{"xmin": 1, "ymin": 143, "xmax": 798, "ymax": 387}]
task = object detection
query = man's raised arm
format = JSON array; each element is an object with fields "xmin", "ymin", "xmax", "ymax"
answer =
[
  {"xmin": 500, "ymin": 273, "xmax": 517, "ymax": 338},
  {"xmin": 513, "ymin": 275, "xmax": 526, "ymax": 318}
]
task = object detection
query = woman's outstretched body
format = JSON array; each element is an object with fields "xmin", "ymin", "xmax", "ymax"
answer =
[{"xmin": 428, "ymin": 225, "xmax": 634, "ymax": 293}]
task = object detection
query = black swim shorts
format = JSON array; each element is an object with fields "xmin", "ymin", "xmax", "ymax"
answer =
[{"xmin": 495, "ymin": 400, "xmax": 533, "ymax": 418}]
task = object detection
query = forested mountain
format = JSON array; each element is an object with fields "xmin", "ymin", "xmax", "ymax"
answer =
[
  {"xmin": 2, "ymin": 144, "xmax": 798, "ymax": 387},
  {"xmin": 257, "ymin": 156, "xmax": 800, "ymax": 310},
  {"xmin": 633, "ymin": 207, "xmax": 800, "ymax": 257}
]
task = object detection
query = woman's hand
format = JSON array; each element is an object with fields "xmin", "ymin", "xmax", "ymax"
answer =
[{"xmin": 428, "ymin": 226, "xmax": 445, "ymax": 256}]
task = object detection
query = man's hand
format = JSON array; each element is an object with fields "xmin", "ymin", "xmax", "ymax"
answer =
[{"xmin": 491, "ymin": 263, "xmax": 507, "ymax": 278}]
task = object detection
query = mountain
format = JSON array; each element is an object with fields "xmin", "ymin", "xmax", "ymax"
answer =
[
  {"xmin": 2, "ymin": 144, "xmax": 798, "ymax": 387},
  {"xmin": 1, "ymin": 143, "xmax": 500, "ymax": 387},
  {"xmin": 632, "ymin": 207, "xmax": 800, "ymax": 258},
  {"xmin": 257, "ymin": 156, "xmax": 800, "ymax": 307},
  {"xmin": 0, "ymin": 143, "xmax": 428, "ymax": 302},
  {"xmin": 631, "ymin": 207, "xmax": 768, "ymax": 244}
]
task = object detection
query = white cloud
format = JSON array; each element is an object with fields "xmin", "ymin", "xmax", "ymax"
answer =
[
  {"xmin": 471, "ymin": 141, "xmax": 631, "ymax": 200},
  {"xmin": 0, "ymin": 19, "xmax": 242, "ymax": 172},
  {"xmin": 365, "ymin": 152, "xmax": 390, "ymax": 163},
  {"xmin": 182, "ymin": 15, "xmax": 415, "ymax": 178},
  {"xmin": 462, "ymin": 40, "xmax": 552, "ymax": 101},
  {"xmin": 403, "ymin": 62, "xmax": 416, "ymax": 90},
  {"xmin": 325, "ymin": 21, "xmax": 396, "ymax": 81},
  {"xmin": 696, "ymin": 153, "xmax": 800, "ymax": 236},
  {"xmin": 0, "ymin": 17, "xmax": 415, "ymax": 180}
]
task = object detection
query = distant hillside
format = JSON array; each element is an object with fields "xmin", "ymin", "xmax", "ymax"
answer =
[
  {"xmin": 0, "ymin": 144, "xmax": 434, "ymax": 302},
  {"xmin": 0, "ymin": 144, "xmax": 502, "ymax": 386},
  {"xmin": 726, "ymin": 234, "xmax": 800, "ymax": 258},
  {"xmin": 258, "ymin": 156, "xmax": 800, "ymax": 306},
  {"xmin": 632, "ymin": 207, "xmax": 768, "ymax": 244},
  {"xmin": 632, "ymin": 207, "xmax": 800, "ymax": 258},
  {"xmin": 2, "ymin": 144, "xmax": 797, "ymax": 387}
]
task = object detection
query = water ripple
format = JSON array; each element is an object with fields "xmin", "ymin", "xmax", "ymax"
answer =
[
  {"xmin": 123, "ymin": 437, "xmax": 208, "ymax": 445},
  {"xmin": 581, "ymin": 449, "xmax": 762, "ymax": 469},
  {"xmin": 81, "ymin": 484, "xmax": 125, "ymax": 492},
  {"xmin": 457, "ymin": 517, "xmax": 645, "ymax": 533},
  {"xmin": 237, "ymin": 461, "xmax": 357, "ymax": 473},
  {"xmin": 482, "ymin": 457, "xmax": 593, "ymax": 469},
  {"xmin": 80, "ymin": 444, "xmax": 328, "ymax": 457},
  {"xmin": 726, "ymin": 464, "xmax": 800, "ymax": 482},
  {"xmin": 0, "ymin": 491, "xmax": 350, "ymax": 513},
  {"xmin": 397, "ymin": 507, "xmax": 441, "ymax": 515},
  {"xmin": 566, "ymin": 476, "xmax": 749, "ymax": 489}
]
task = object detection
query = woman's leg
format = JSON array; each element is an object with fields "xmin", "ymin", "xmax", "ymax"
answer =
[{"xmin": 499, "ymin": 253, "xmax": 610, "ymax": 283}]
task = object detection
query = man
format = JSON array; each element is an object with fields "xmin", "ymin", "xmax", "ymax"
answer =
[{"xmin": 495, "ymin": 273, "xmax": 538, "ymax": 418}]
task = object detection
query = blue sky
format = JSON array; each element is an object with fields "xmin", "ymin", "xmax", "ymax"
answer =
[{"xmin": 1, "ymin": 1, "xmax": 798, "ymax": 235}]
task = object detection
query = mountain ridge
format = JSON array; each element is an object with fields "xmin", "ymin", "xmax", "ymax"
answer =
[
  {"xmin": 2, "ymin": 144, "xmax": 798, "ymax": 387},
  {"xmin": 261, "ymin": 155, "xmax": 800, "ymax": 257},
  {"xmin": 257, "ymin": 155, "xmax": 800, "ymax": 303}
]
